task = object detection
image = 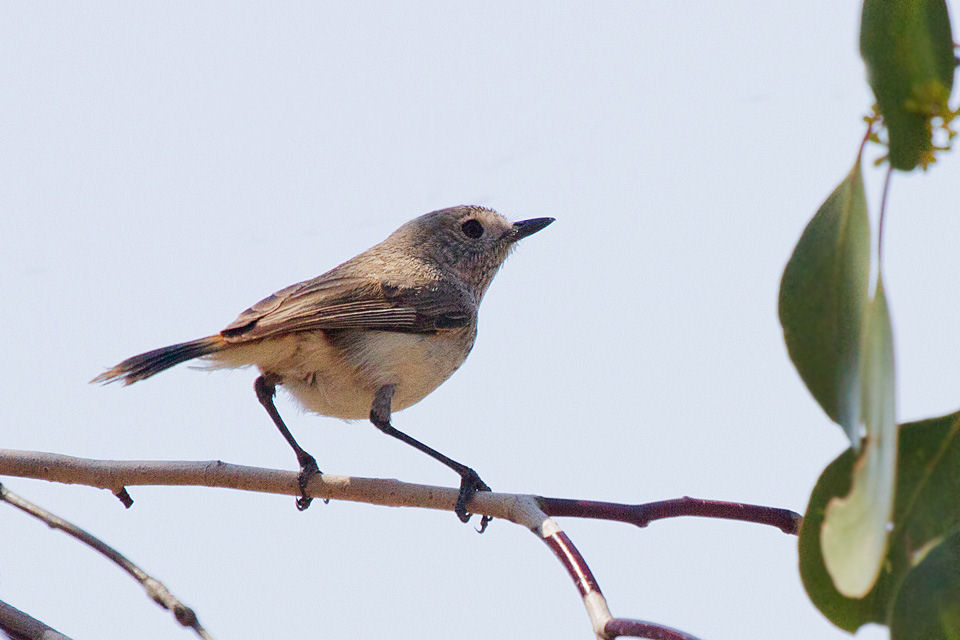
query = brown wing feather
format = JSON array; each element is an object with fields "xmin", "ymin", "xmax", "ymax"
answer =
[{"xmin": 220, "ymin": 273, "xmax": 475, "ymax": 342}]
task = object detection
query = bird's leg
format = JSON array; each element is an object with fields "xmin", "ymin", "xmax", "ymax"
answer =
[
  {"xmin": 254, "ymin": 374, "xmax": 321, "ymax": 511},
  {"xmin": 370, "ymin": 384, "xmax": 492, "ymax": 532}
]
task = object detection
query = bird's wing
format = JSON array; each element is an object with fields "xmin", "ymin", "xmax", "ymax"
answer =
[{"xmin": 220, "ymin": 273, "xmax": 476, "ymax": 342}]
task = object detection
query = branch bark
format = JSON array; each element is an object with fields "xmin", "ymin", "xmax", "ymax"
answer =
[{"xmin": 0, "ymin": 599, "xmax": 72, "ymax": 640}]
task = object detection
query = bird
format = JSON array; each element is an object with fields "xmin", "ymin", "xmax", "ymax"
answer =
[{"xmin": 93, "ymin": 205, "xmax": 554, "ymax": 528}]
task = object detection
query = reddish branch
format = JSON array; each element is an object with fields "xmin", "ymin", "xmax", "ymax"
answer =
[
  {"xmin": 539, "ymin": 496, "xmax": 802, "ymax": 535},
  {"xmin": 541, "ymin": 529, "xmax": 704, "ymax": 640},
  {"xmin": 604, "ymin": 618, "xmax": 703, "ymax": 640}
]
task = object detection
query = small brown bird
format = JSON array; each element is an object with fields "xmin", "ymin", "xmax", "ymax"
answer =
[{"xmin": 94, "ymin": 205, "xmax": 554, "ymax": 527}]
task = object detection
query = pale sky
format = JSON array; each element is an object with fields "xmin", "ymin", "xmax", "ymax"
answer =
[{"xmin": 2, "ymin": 3, "xmax": 958, "ymax": 639}]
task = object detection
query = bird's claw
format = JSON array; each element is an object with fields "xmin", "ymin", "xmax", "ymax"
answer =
[
  {"xmin": 455, "ymin": 469, "xmax": 492, "ymax": 532},
  {"xmin": 295, "ymin": 455, "xmax": 321, "ymax": 511}
]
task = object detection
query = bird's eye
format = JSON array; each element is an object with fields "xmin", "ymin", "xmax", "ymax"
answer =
[{"xmin": 461, "ymin": 219, "xmax": 484, "ymax": 239}]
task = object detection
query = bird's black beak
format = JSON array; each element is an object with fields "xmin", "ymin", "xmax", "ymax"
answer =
[{"xmin": 510, "ymin": 217, "xmax": 555, "ymax": 242}]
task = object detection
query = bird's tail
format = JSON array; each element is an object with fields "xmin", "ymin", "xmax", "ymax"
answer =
[{"xmin": 91, "ymin": 335, "xmax": 228, "ymax": 385}]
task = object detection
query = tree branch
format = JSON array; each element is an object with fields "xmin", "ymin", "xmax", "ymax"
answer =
[
  {"xmin": 0, "ymin": 599, "xmax": 72, "ymax": 640},
  {"xmin": 539, "ymin": 496, "xmax": 802, "ymax": 535},
  {"xmin": 0, "ymin": 449, "xmax": 800, "ymax": 639},
  {"xmin": 0, "ymin": 450, "xmax": 801, "ymax": 533},
  {"xmin": 0, "ymin": 482, "xmax": 212, "ymax": 640}
]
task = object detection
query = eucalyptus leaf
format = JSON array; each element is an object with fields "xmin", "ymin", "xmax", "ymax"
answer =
[
  {"xmin": 800, "ymin": 411, "xmax": 960, "ymax": 631},
  {"xmin": 779, "ymin": 163, "xmax": 869, "ymax": 444},
  {"xmin": 822, "ymin": 280, "xmax": 897, "ymax": 598},
  {"xmin": 890, "ymin": 528, "xmax": 960, "ymax": 640}
]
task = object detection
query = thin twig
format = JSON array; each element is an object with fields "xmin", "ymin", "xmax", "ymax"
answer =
[
  {"xmin": 0, "ymin": 599, "xmax": 72, "ymax": 640},
  {"xmin": 857, "ymin": 115, "xmax": 876, "ymax": 161},
  {"xmin": 512, "ymin": 497, "xmax": 704, "ymax": 639},
  {"xmin": 0, "ymin": 483, "xmax": 213, "ymax": 640},
  {"xmin": 604, "ymin": 619, "xmax": 703, "ymax": 640},
  {"xmin": 539, "ymin": 496, "xmax": 802, "ymax": 535}
]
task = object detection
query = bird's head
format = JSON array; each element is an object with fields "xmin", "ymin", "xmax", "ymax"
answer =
[{"xmin": 386, "ymin": 205, "xmax": 554, "ymax": 297}]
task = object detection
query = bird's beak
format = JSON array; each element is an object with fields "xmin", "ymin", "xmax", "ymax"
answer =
[{"xmin": 509, "ymin": 217, "xmax": 555, "ymax": 242}]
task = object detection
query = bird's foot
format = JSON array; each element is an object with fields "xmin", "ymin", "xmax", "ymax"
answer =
[
  {"xmin": 295, "ymin": 453, "xmax": 322, "ymax": 511},
  {"xmin": 456, "ymin": 469, "xmax": 492, "ymax": 533}
]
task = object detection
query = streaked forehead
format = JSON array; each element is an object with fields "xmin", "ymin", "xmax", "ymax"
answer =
[{"xmin": 433, "ymin": 204, "xmax": 502, "ymax": 221}]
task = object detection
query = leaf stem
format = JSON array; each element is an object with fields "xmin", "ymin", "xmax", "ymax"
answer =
[{"xmin": 878, "ymin": 165, "xmax": 893, "ymax": 267}]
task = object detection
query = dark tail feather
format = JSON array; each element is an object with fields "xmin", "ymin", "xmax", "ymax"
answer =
[{"xmin": 92, "ymin": 335, "xmax": 226, "ymax": 385}]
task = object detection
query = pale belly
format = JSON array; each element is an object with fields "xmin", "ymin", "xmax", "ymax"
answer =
[{"xmin": 207, "ymin": 327, "xmax": 476, "ymax": 419}]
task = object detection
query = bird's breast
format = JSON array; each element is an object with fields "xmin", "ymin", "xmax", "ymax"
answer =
[
  {"xmin": 342, "ymin": 325, "xmax": 477, "ymax": 411},
  {"xmin": 232, "ymin": 326, "xmax": 477, "ymax": 420}
]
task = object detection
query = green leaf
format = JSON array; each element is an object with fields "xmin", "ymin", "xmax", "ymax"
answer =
[
  {"xmin": 860, "ymin": 0, "xmax": 956, "ymax": 170},
  {"xmin": 890, "ymin": 528, "xmax": 960, "ymax": 640},
  {"xmin": 822, "ymin": 280, "xmax": 897, "ymax": 597},
  {"xmin": 799, "ymin": 448, "xmax": 882, "ymax": 630},
  {"xmin": 800, "ymin": 411, "xmax": 960, "ymax": 631},
  {"xmin": 779, "ymin": 162, "xmax": 870, "ymax": 444}
]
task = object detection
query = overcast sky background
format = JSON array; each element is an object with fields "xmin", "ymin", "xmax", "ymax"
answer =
[{"xmin": 2, "ymin": 3, "xmax": 958, "ymax": 639}]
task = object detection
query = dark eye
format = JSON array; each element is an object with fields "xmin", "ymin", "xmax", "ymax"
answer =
[{"xmin": 461, "ymin": 219, "xmax": 484, "ymax": 239}]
